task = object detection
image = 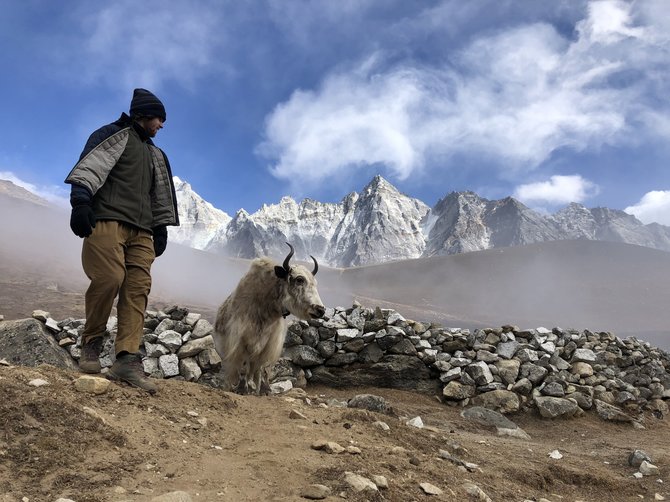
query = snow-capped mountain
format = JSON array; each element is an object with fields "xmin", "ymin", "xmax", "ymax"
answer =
[
  {"xmin": 171, "ymin": 174, "xmax": 670, "ymax": 267},
  {"xmin": 200, "ymin": 176, "xmax": 428, "ymax": 267},
  {"xmin": 206, "ymin": 196, "xmax": 345, "ymax": 261},
  {"xmin": 169, "ymin": 176, "xmax": 231, "ymax": 250},
  {"xmin": 4, "ymin": 174, "xmax": 669, "ymax": 268},
  {"xmin": 324, "ymin": 176, "xmax": 429, "ymax": 266}
]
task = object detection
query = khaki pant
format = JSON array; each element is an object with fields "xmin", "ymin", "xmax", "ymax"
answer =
[{"xmin": 81, "ymin": 220, "xmax": 155, "ymax": 356}]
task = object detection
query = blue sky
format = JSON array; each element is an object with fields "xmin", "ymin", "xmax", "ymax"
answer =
[{"xmin": 1, "ymin": 0, "xmax": 669, "ymax": 225}]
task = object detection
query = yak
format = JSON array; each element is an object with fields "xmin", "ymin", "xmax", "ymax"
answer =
[{"xmin": 213, "ymin": 243, "xmax": 325, "ymax": 394}]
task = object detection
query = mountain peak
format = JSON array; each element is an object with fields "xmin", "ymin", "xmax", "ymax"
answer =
[
  {"xmin": 362, "ymin": 175, "xmax": 399, "ymax": 195},
  {"xmin": 0, "ymin": 179, "xmax": 51, "ymax": 206}
]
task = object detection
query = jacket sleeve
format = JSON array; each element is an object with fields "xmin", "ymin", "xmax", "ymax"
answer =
[{"xmin": 64, "ymin": 127, "xmax": 129, "ymax": 195}]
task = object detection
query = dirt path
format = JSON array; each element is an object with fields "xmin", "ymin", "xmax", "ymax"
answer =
[{"xmin": 0, "ymin": 364, "xmax": 668, "ymax": 502}]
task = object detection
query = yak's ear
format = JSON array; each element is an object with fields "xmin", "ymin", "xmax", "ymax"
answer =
[{"xmin": 274, "ymin": 266, "xmax": 288, "ymax": 279}]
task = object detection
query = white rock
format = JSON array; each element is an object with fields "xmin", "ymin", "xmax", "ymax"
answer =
[
  {"xmin": 373, "ymin": 421, "xmax": 390, "ymax": 431},
  {"xmin": 336, "ymin": 328, "xmax": 359, "ymax": 342},
  {"xmin": 344, "ymin": 472, "xmax": 378, "ymax": 492},
  {"xmin": 640, "ymin": 460, "xmax": 660, "ymax": 476},
  {"xmin": 548, "ymin": 450, "xmax": 563, "ymax": 459},
  {"xmin": 158, "ymin": 354, "xmax": 180, "ymax": 377},
  {"xmin": 372, "ymin": 475, "xmax": 388, "ymax": 489},
  {"xmin": 191, "ymin": 319, "xmax": 214, "ymax": 339},
  {"xmin": 387, "ymin": 311, "xmax": 405, "ymax": 324},
  {"xmin": 184, "ymin": 312, "xmax": 202, "ymax": 327},
  {"xmin": 270, "ymin": 380, "xmax": 293, "ymax": 394},
  {"xmin": 407, "ymin": 416, "xmax": 424, "ymax": 429},
  {"xmin": 28, "ymin": 379, "xmax": 49, "ymax": 387},
  {"xmin": 420, "ymin": 482, "xmax": 443, "ymax": 495}
]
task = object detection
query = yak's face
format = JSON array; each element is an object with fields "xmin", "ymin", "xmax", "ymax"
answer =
[{"xmin": 281, "ymin": 264, "xmax": 325, "ymax": 320}]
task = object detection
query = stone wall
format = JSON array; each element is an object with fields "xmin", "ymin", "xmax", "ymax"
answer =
[{"xmin": 22, "ymin": 303, "xmax": 670, "ymax": 420}]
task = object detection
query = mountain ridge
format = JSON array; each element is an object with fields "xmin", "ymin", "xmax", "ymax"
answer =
[
  {"xmin": 168, "ymin": 174, "xmax": 670, "ymax": 267},
  {"xmin": 2, "ymin": 175, "xmax": 670, "ymax": 267}
]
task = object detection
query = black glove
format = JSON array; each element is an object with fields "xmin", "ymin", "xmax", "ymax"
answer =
[
  {"xmin": 70, "ymin": 204, "xmax": 96, "ymax": 238},
  {"xmin": 153, "ymin": 226, "xmax": 168, "ymax": 257}
]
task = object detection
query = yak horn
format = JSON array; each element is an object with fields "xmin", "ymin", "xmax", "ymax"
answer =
[
  {"xmin": 310, "ymin": 256, "xmax": 319, "ymax": 276},
  {"xmin": 283, "ymin": 242, "xmax": 294, "ymax": 271}
]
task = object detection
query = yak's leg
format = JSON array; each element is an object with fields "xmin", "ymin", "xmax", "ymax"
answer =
[
  {"xmin": 224, "ymin": 358, "xmax": 247, "ymax": 394},
  {"xmin": 247, "ymin": 359, "xmax": 265, "ymax": 395},
  {"xmin": 233, "ymin": 360, "xmax": 251, "ymax": 394},
  {"xmin": 258, "ymin": 366, "xmax": 272, "ymax": 396}
]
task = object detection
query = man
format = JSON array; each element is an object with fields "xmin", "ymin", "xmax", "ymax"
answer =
[{"xmin": 64, "ymin": 88, "xmax": 180, "ymax": 394}]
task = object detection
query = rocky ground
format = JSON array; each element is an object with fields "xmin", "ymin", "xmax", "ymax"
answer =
[{"xmin": 0, "ymin": 362, "xmax": 668, "ymax": 502}]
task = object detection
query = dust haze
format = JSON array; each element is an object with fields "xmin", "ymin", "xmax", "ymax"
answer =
[{"xmin": 2, "ymin": 194, "xmax": 670, "ymax": 350}]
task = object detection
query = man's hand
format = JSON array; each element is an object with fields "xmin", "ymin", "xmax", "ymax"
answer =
[
  {"xmin": 153, "ymin": 226, "xmax": 168, "ymax": 257},
  {"xmin": 70, "ymin": 205, "xmax": 96, "ymax": 238}
]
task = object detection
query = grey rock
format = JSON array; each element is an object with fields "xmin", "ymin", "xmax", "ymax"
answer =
[
  {"xmin": 541, "ymin": 381, "xmax": 566, "ymax": 397},
  {"xmin": 534, "ymin": 396, "xmax": 580, "ymax": 419},
  {"xmin": 442, "ymin": 381, "xmax": 476, "ymax": 400},
  {"xmin": 285, "ymin": 345, "xmax": 325, "ymax": 367},
  {"xmin": 316, "ymin": 340, "xmax": 337, "ymax": 359},
  {"xmin": 196, "ymin": 347, "xmax": 222, "ymax": 371},
  {"xmin": 343, "ymin": 338, "xmax": 366, "ymax": 353},
  {"xmin": 470, "ymin": 390, "xmax": 520, "ymax": 414},
  {"xmin": 461, "ymin": 406, "xmax": 528, "ymax": 438},
  {"xmin": 191, "ymin": 319, "xmax": 214, "ymax": 339},
  {"xmin": 159, "ymin": 354, "xmax": 180, "ymax": 377},
  {"xmin": 325, "ymin": 352, "xmax": 359, "ymax": 366},
  {"xmin": 388, "ymin": 338, "xmax": 417, "ymax": 356},
  {"xmin": 358, "ymin": 342, "xmax": 384, "ymax": 364},
  {"xmin": 0, "ymin": 319, "xmax": 77, "ymax": 370},
  {"xmin": 628, "ymin": 450, "xmax": 652, "ymax": 468},
  {"xmin": 179, "ymin": 357, "xmax": 202, "ymax": 382},
  {"xmin": 594, "ymin": 399, "xmax": 633, "ymax": 423},
  {"xmin": 497, "ymin": 341, "xmax": 520, "ymax": 359},
  {"xmin": 495, "ymin": 359, "xmax": 520, "ymax": 386},
  {"xmin": 157, "ymin": 330, "xmax": 183, "ymax": 352},
  {"xmin": 348, "ymin": 394, "xmax": 391, "ymax": 414},
  {"xmin": 466, "ymin": 361, "xmax": 494, "ymax": 386},
  {"xmin": 336, "ymin": 328, "xmax": 359, "ymax": 342},
  {"xmin": 177, "ymin": 335, "xmax": 215, "ymax": 358},
  {"xmin": 572, "ymin": 348, "xmax": 597, "ymax": 363}
]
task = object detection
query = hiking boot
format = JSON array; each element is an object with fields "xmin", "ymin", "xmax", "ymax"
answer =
[
  {"xmin": 107, "ymin": 353, "xmax": 157, "ymax": 394},
  {"xmin": 79, "ymin": 337, "xmax": 103, "ymax": 374}
]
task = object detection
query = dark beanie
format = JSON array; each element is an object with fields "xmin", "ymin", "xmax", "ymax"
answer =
[{"xmin": 129, "ymin": 88, "xmax": 166, "ymax": 121}]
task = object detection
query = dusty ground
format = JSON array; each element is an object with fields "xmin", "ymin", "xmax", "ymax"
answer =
[{"xmin": 0, "ymin": 363, "xmax": 668, "ymax": 502}]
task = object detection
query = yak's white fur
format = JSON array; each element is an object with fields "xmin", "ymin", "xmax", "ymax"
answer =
[{"xmin": 213, "ymin": 256, "xmax": 324, "ymax": 394}]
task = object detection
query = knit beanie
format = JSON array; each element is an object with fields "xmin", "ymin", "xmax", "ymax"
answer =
[{"xmin": 129, "ymin": 88, "xmax": 166, "ymax": 121}]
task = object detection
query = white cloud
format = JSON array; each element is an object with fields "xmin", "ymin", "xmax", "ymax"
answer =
[
  {"xmin": 514, "ymin": 175, "xmax": 599, "ymax": 205},
  {"xmin": 259, "ymin": 0, "xmax": 669, "ymax": 186},
  {"xmin": 0, "ymin": 171, "xmax": 69, "ymax": 208},
  {"xmin": 77, "ymin": 1, "xmax": 228, "ymax": 91},
  {"xmin": 258, "ymin": 66, "xmax": 427, "ymax": 183},
  {"xmin": 625, "ymin": 191, "xmax": 670, "ymax": 226}
]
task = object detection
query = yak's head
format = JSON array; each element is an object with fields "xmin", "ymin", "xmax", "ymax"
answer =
[{"xmin": 275, "ymin": 243, "xmax": 326, "ymax": 320}]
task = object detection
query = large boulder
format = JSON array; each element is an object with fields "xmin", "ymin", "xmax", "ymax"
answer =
[{"xmin": 0, "ymin": 319, "xmax": 77, "ymax": 370}]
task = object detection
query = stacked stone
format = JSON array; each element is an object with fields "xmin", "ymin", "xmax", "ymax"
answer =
[
  {"xmin": 53, "ymin": 306, "xmax": 220, "ymax": 384},
  {"xmin": 279, "ymin": 305, "xmax": 670, "ymax": 419},
  {"xmin": 33, "ymin": 304, "xmax": 670, "ymax": 419}
]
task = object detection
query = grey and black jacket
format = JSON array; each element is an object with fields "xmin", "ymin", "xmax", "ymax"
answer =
[{"xmin": 64, "ymin": 113, "xmax": 180, "ymax": 230}]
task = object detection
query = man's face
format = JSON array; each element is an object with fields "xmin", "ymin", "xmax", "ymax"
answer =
[{"xmin": 143, "ymin": 117, "xmax": 164, "ymax": 137}]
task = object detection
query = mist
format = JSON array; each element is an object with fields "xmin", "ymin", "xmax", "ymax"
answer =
[{"xmin": 2, "ymin": 194, "xmax": 670, "ymax": 351}]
